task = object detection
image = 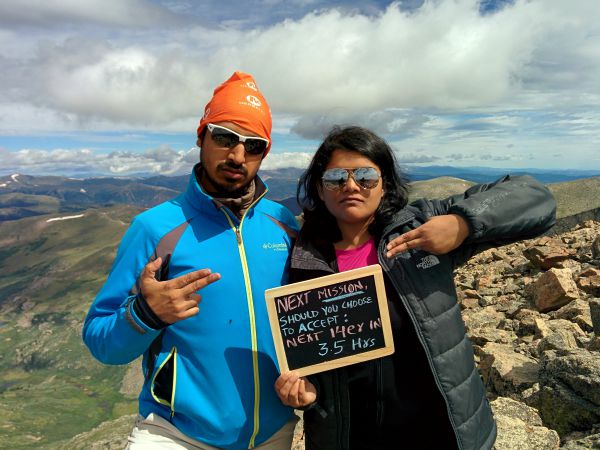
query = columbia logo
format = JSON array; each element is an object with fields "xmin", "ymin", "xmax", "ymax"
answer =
[
  {"xmin": 416, "ymin": 255, "xmax": 440, "ymax": 269},
  {"xmin": 262, "ymin": 242, "xmax": 288, "ymax": 252}
]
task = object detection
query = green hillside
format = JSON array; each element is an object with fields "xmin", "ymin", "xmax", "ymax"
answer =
[
  {"xmin": 408, "ymin": 176, "xmax": 600, "ymax": 219},
  {"xmin": 0, "ymin": 206, "xmax": 141, "ymax": 449},
  {"xmin": 547, "ymin": 176, "xmax": 600, "ymax": 218},
  {"xmin": 408, "ymin": 176, "xmax": 476, "ymax": 202},
  {"xmin": 0, "ymin": 193, "xmax": 60, "ymax": 221}
]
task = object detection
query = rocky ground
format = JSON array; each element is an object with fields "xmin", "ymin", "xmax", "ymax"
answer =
[{"xmin": 65, "ymin": 220, "xmax": 600, "ymax": 449}]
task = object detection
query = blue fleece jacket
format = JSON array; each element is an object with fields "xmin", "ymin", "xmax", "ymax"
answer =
[{"xmin": 83, "ymin": 166, "xmax": 298, "ymax": 449}]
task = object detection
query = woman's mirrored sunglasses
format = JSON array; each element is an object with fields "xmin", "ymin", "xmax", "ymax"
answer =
[
  {"xmin": 207, "ymin": 123, "xmax": 269, "ymax": 156},
  {"xmin": 321, "ymin": 167, "xmax": 381, "ymax": 191}
]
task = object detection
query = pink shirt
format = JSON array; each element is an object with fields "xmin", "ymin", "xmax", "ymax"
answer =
[{"xmin": 335, "ymin": 238, "xmax": 378, "ymax": 272}]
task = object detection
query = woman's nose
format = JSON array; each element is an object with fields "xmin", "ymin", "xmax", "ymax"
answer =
[{"xmin": 343, "ymin": 175, "xmax": 361, "ymax": 192}]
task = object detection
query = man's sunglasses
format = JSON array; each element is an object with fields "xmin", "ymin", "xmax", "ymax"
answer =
[
  {"xmin": 321, "ymin": 167, "xmax": 381, "ymax": 191},
  {"xmin": 206, "ymin": 123, "xmax": 269, "ymax": 156}
]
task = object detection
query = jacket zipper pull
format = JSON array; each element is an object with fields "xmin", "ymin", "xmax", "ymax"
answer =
[{"xmin": 235, "ymin": 228, "xmax": 242, "ymax": 245}]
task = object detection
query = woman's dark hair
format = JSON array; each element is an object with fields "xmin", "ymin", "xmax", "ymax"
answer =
[{"xmin": 298, "ymin": 125, "xmax": 409, "ymax": 243}]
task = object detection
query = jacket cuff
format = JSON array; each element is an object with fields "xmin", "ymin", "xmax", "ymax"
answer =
[
  {"xmin": 133, "ymin": 292, "xmax": 168, "ymax": 330},
  {"xmin": 297, "ymin": 401, "xmax": 328, "ymax": 418}
]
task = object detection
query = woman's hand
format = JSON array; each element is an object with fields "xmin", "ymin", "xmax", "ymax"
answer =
[
  {"xmin": 386, "ymin": 214, "xmax": 470, "ymax": 257},
  {"xmin": 274, "ymin": 371, "xmax": 317, "ymax": 408}
]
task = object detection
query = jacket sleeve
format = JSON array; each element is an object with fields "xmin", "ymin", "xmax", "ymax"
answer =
[
  {"xmin": 409, "ymin": 174, "xmax": 557, "ymax": 267},
  {"xmin": 82, "ymin": 216, "xmax": 163, "ymax": 365}
]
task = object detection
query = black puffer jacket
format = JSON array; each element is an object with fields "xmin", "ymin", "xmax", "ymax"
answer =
[{"xmin": 291, "ymin": 175, "xmax": 556, "ymax": 450}]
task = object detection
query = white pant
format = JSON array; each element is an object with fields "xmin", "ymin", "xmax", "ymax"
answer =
[{"xmin": 126, "ymin": 413, "xmax": 298, "ymax": 450}]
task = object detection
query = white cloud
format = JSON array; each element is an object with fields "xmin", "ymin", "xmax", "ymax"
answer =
[
  {"xmin": 0, "ymin": 0, "xmax": 182, "ymax": 27},
  {"xmin": 1, "ymin": 0, "xmax": 598, "ymax": 132},
  {"xmin": 395, "ymin": 152, "xmax": 441, "ymax": 163},
  {"xmin": 0, "ymin": 146, "xmax": 199, "ymax": 176},
  {"xmin": 0, "ymin": 145, "xmax": 318, "ymax": 175},
  {"xmin": 1, "ymin": 0, "xmax": 600, "ymax": 171},
  {"xmin": 261, "ymin": 151, "xmax": 313, "ymax": 170}
]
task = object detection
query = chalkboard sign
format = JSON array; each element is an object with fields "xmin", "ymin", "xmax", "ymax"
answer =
[{"xmin": 265, "ymin": 264, "xmax": 394, "ymax": 376}]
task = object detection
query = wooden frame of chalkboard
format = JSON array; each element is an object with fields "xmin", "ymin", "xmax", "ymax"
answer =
[{"xmin": 265, "ymin": 264, "xmax": 394, "ymax": 377}]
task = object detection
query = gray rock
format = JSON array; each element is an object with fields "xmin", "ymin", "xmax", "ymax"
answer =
[
  {"xmin": 590, "ymin": 298, "xmax": 600, "ymax": 336},
  {"xmin": 480, "ymin": 342, "xmax": 540, "ymax": 397},
  {"xmin": 592, "ymin": 235, "xmax": 600, "ymax": 260},
  {"xmin": 537, "ymin": 329, "xmax": 579, "ymax": 354},
  {"xmin": 539, "ymin": 349, "xmax": 600, "ymax": 436},
  {"xmin": 552, "ymin": 299, "xmax": 594, "ymax": 333},
  {"xmin": 491, "ymin": 397, "xmax": 560, "ymax": 450},
  {"xmin": 463, "ymin": 306, "xmax": 506, "ymax": 331},
  {"xmin": 561, "ymin": 427, "xmax": 600, "ymax": 449}
]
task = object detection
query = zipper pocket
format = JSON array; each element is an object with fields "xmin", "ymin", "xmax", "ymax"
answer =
[{"xmin": 151, "ymin": 346, "xmax": 178, "ymax": 417}]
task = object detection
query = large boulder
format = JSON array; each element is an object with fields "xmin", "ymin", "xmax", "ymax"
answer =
[
  {"xmin": 561, "ymin": 427, "xmax": 600, "ymax": 449},
  {"xmin": 577, "ymin": 268, "xmax": 600, "ymax": 297},
  {"xmin": 552, "ymin": 299, "xmax": 593, "ymax": 333},
  {"xmin": 463, "ymin": 306, "xmax": 506, "ymax": 331},
  {"xmin": 524, "ymin": 239, "xmax": 574, "ymax": 270},
  {"xmin": 538, "ymin": 349, "xmax": 600, "ymax": 436},
  {"xmin": 592, "ymin": 235, "xmax": 600, "ymax": 260},
  {"xmin": 479, "ymin": 342, "xmax": 540, "ymax": 397},
  {"xmin": 532, "ymin": 268, "xmax": 579, "ymax": 313},
  {"xmin": 590, "ymin": 298, "xmax": 600, "ymax": 335},
  {"xmin": 491, "ymin": 397, "xmax": 559, "ymax": 450}
]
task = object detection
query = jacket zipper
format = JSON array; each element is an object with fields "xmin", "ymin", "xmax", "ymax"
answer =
[
  {"xmin": 377, "ymin": 237, "xmax": 464, "ymax": 450},
  {"xmin": 219, "ymin": 190, "xmax": 267, "ymax": 449}
]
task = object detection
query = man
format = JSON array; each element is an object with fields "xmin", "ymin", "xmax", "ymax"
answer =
[{"xmin": 83, "ymin": 72, "xmax": 299, "ymax": 449}]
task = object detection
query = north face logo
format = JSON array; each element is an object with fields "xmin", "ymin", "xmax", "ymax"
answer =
[{"xmin": 416, "ymin": 255, "xmax": 440, "ymax": 269}]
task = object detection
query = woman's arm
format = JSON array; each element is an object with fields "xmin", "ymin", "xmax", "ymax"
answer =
[{"xmin": 386, "ymin": 174, "xmax": 556, "ymax": 266}]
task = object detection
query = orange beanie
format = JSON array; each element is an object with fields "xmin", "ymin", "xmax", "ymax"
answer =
[{"xmin": 197, "ymin": 72, "xmax": 272, "ymax": 155}]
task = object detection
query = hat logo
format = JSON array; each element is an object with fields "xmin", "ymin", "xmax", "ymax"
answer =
[
  {"xmin": 246, "ymin": 82, "xmax": 257, "ymax": 91},
  {"xmin": 246, "ymin": 95, "xmax": 262, "ymax": 107}
]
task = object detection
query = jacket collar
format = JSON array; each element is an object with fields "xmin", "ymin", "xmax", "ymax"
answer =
[
  {"xmin": 290, "ymin": 232, "xmax": 337, "ymax": 274},
  {"xmin": 184, "ymin": 162, "xmax": 268, "ymax": 216}
]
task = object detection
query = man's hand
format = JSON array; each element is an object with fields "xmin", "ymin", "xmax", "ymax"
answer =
[
  {"xmin": 140, "ymin": 257, "xmax": 221, "ymax": 324},
  {"xmin": 386, "ymin": 214, "xmax": 470, "ymax": 258},
  {"xmin": 275, "ymin": 371, "xmax": 317, "ymax": 408}
]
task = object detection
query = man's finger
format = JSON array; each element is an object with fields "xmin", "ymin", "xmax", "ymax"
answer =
[
  {"xmin": 167, "ymin": 268, "xmax": 213, "ymax": 290},
  {"xmin": 188, "ymin": 293, "xmax": 202, "ymax": 304},
  {"xmin": 180, "ymin": 272, "xmax": 221, "ymax": 296},
  {"xmin": 179, "ymin": 305, "xmax": 200, "ymax": 320}
]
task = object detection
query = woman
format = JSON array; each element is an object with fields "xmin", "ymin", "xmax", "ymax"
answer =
[{"xmin": 275, "ymin": 126, "xmax": 556, "ymax": 450}]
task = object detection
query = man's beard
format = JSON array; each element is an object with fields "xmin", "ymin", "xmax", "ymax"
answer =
[{"xmin": 200, "ymin": 162, "xmax": 252, "ymax": 198}]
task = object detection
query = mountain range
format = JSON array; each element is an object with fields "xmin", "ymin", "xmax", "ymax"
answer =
[
  {"xmin": 1, "ymin": 171, "xmax": 599, "ymax": 448},
  {"xmin": 1, "ymin": 168, "xmax": 599, "ymax": 221}
]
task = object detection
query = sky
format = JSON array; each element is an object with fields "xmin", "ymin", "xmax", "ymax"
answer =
[{"xmin": 0, "ymin": 0, "xmax": 599, "ymax": 177}]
